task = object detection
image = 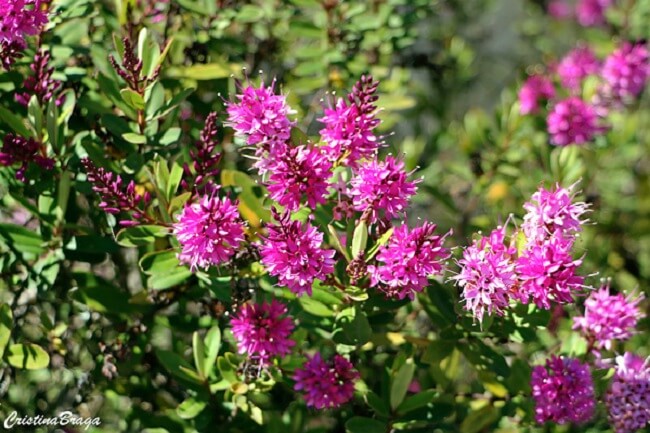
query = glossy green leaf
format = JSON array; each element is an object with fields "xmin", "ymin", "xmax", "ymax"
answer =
[
  {"xmin": 115, "ymin": 225, "xmax": 169, "ymax": 247},
  {"xmin": 177, "ymin": 398, "xmax": 207, "ymax": 420},
  {"xmin": 390, "ymin": 358, "xmax": 415, "ymax": 410},
  {"xmin": 0, "ymin": 304, "xmax": 12, "ymax": 359},
  {"xmin": 345, "ymin": 417, "xmax": 386, "ymax": 433},
  {"xmin": 397, "ymin": 389, "xmax": 437, "ymax": 414},
  {"xmin": 5, "ymin": 344, "xmax": 50, "ymax": 370}
]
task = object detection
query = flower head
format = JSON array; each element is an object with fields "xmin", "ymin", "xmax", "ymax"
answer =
[
  {"xmin": 576, "ymin": 0, "xmax": 613, "ymax": 27},
  {"xmin": 516, "ymin": 234, "xmax": 584, "ymax": 309},
  {"xmin": 548, "ymin": 0, "xmax": 573, "ymax": 19},
  {"xmin": 573, "ymin": 285, "xmax": 645, "ymax": 350},
  {"xmin": 82, "ymin": 158, "xmax": 152, "ymax": 226},
  {"xmin": 557, "ymin": 47, "xmax": 600, "ymax": 91},
  {"xmin": 605, "ymin": 353, "xmax": 650, "ymax": 433},
  {"xmin": 0, "ymin": 133, "xmax": 54, "ymax": 181},
  {"xmin": 0, "ymin": 0, "xmax": 48, "ymax": 46},
  {"xmin": 230, "ymin": 300, "xmax": 295, "ymax": 362},
  {"xmin": 183, "ymin": 112, "xmax": 223, "ymax": 192},
  {"xmin": 319, "ymin": 75, "xmax": 382, "ymax": 165},
  {"xmin": 225, "ymin": 79, "xmax": 296, "ymax": 172},
  {"xmin": 173, "ymin": 191, "xmax": 245, "ymax": 271},
  {"xmin": 547, "ymin": 97, "xmax": 601, "ymax": 146},
  {"xmin": 293, "ymin": 353, "xmax": 359, "ymax": 409},
  {"xmin": 602, "ymin": 42, "xmax": 649, "ymax": 102},
  {"xmin": 519, "ymin": 75, "xmax": 556, "ymax": 115},
  {"xmin": 453, "ymin": 225, "xmax": 517, "ymax": 322},
  {"xmin": 369, "ymin": 221, "xmax": 450, "ymax": 300},
  {"xmin": 531, "ymin": 356, "xmax": 596, "ymax": 424},
  {"xmin": 15, "ymin": 49, "xmax": 62, "ymax": 106},
  {"xmin": 349, "ymin": 155, "xmax": 418, "ymax": 223},
  {"xmin": 259, "ymin": 210, "xmax": 335, "ymax": 296},
  {"xmin": 521, "ymin": 182, "xmax": 589, "ymax": 243},
  {"xmin": 266, "ymin": 144, "xmax": 332, "ymax": 211}
]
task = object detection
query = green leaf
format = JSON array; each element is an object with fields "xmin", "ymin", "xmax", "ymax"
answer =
[
  {"xmin": 177, "ymin": 398, "xmax": 207, "ymax": 420},
  {"xmin": 299, "ymin": 297, "xmax": 335, "ymax": 317},
  {"xmin": 345, "ymin": 417, "xmax": 386, "ymax": 433},
  {"xmin": 71, "ymin": 272, "xmax": 137, "ymax": 315},
  {"xmin": 0, "ymin": 224, "xmax": 44, "ymax": 255},
  {"xmin": 237, "ymin": 5, "xmax": 265, "ymax": 22},
  {"xmin": 0, "ymin": 304, "xmax": 12, "ymax": 359},
  {"xmin": 333, "ymin": 307, "xmax": 372, "ymax": 346},
  {"xmin": 460, "ymin": 404, "xmax": 499, "ymax": 433},
  {"xmin": 351, "ymin": 221, "xmax": 368, "ymax": 258},
  {"xmin": 390, "ymin": 358, "xmax": 415, "ymax": 410},
  {"xmin": 167, "ymin": 64, "xmax": 235, "ymax": 80},
  {"xmin": 397, "ymin": 389, "xmax": 437, "ymax": 414},
  {"xmin": 193, "ymin": 332, "xmax": 206, "ymax": 379},
  {"xmin": 166, "ymin": 163, "xmax": 184, "ymax": 200},
  {"xmin": 120, "ymin": 89, "xmax": 145, "ymax": 111},
  {"xmin": 156, "ymin": 350, "xmax": 202, "ymax": 385},
  {"xmin": 5, "ymin": 344, "xmax": 50, "ymax": 370},
  {"xmin": 366, "ymin": 228, "xmax": 393, "ymax": 261},
  {"xmin": 0, "ymin": 105, "xmax": 31, "ymax": 137},
  {"xmin": 203, "ymin": 326, "xmax": 221, "ymax": 378},
  {"xmin": 217, "ymin": 356, "xmax": 238, "ymax": 383},
  {"xmin": 366, "ymin": 391, "xmax": 390, "ymax": 417},
  {"xmin": 147, "ymin": 266, "xmax": 192, "ymax": 290},
  {"xmin": 122, "ymin": 132, "xmax": 147, "ymax": 144},
  {"xmin": 115, "ymin": 225, "xmax": 169, "ymax": 247}
]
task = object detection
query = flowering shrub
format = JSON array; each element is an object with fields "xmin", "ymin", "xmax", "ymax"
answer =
[{"xmin": 0, "ymin": 1, "xmax": 649, "ymax": 433}]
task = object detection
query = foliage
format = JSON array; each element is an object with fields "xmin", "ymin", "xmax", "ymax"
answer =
[{"xmin": 0, "ymin": 1, "xmax": 648, "ymax": 433}]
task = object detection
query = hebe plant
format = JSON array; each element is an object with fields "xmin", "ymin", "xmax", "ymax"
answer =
[{"xmin": 0, "ymin": 1, "xmax": 649, "ymax": 433}]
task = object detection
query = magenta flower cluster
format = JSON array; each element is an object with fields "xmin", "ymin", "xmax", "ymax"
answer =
[
  {"xmin": 573, "ymin": 285, "xmax": 645, "ymax": 350},
  {"xmin": 452, "ymin": 225, "xmax": 517, "ymax": 322},
  {"xmin": 455, "ymin": 183, "xmax": 589, "ymax": 320},
  {"xmin": 547, "ymin": 0, "xmax": 615, "ymax": 27},
  {"xmin": 519, "ymin": 40, "xmax": 649, "ymax": 146},
  {"xmin": 293, "ymin": 353, "xmax": 359, "ymax": 409},
  {"xmin": 531, "ymin": 356, "xmax": 596, "ymax": 424},
  {"xmin": 172, "ymin": 190, "xmax": 245, "ymax": 271},
  {"xmin": 266, "ymin": 145, "xmax": 332, "ymax": 211},
  {"xmin": 319, "ymin": 75, "xmax": 382, "ymax": 165},
  {"xmin": 369, "ymin": 222, "xmax": 450, "ymax": 300},
  {"xmin": 225, "ymin": 79, "xmax": 296, "ymax": 174},
  {"xmin": 605, "ymin": 353, "xmax": 650, "ymax": 433},
  {"xmin": 0, "ymin": 133, "xmax": 54, "ymax": 181},
  {"xmin": 259, "ymin": 210, "xmax": 335, "ymax": 297},
  {"xmin": 349, "ymin": 155, "xmax": 419, "ymax": 223},
  {"xmin": 15, "ymin": 49, "xmax": 62, "ymax": 106},
  {"xmin": 230, "ymin": 300, "xmax": 295, "ymax": 363},
  {"xmin": 0, "ymin": 0, "xmax": 47, "ymax": 43}
]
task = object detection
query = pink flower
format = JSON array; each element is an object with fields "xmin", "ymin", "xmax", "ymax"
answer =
[
  {"xmin": 557, "ymin": 47, "xmax": 600, "ymax": 91},
  {"xmin": 521, "ymin": 182, "xmax": 589, "ymax": 243},
  {"xmin": 516, "ymin": 234, "xmax": 584, "ymax": 309},
  {"xmin": 576, "ymin": 0, "xmax": 613, "ymax": 27},
  {"xmin": 0, "ymin": 133, "xmax": 54, "ymax": 181},
  {"xmin": 531, "ymin": 356, "xmax": 596, "ymax": 424},
  {"xmin": 230, "ymin": 300, "xmax": 295, "ymax": 362},
  {"xmin": 602, "ymin": 42, "xmax": 649, "ymax": 102},
  {"xmin": 519, "ymin": 75, "xmax": 556, "ymax": 115},
  {"xmin": 173, "ymin": 191, "xmax": 245, "ymax": 271},
  {"xmin": 266, "ymin": 145, "xmax": 332, "ymax": 211},
  {"xmin": 548, "ymin": 0, "xmax": 573, "ymax": 19},
  {"xmin": 15, "ymin": 49, "xmax": 62, "ymax": 106},
  {"xmin": 319, "ymin": 75, "xmax": 382, "ymax": 165},
  {"xmin": 293, "ymin": 353, "xmax": 359, "ymax": 409},
  {"xmin": 573, "ymin": 285, "xmax": 645, "ymax": 350},
  {"xmin": 369, "ymin": 221, "xmax": 450, "ymax": 300},
  {"xmin": 605, "ymin": 353, "xmax": 650, "ymax": 433},
  {"xmin": 453, "ymin": 225, "xmax": 517, "ymax": 322},
  {"xmin": 0, "ymin": 0, "xmax": 48, "ymax": 46},
  {"xmin": 547, "ymin": 97, "xmax": 601, "ymax": 146},
  {"xmin": 349, "ymin": 155, "xmax": 418, "ymax": 223},
  {"xmin": 225, "ymin": 79, "xmax": 296, "ymax": 173},
  {"xmin": 259, "ymin": 210, "xmax": 335, "ymax": 296}
]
